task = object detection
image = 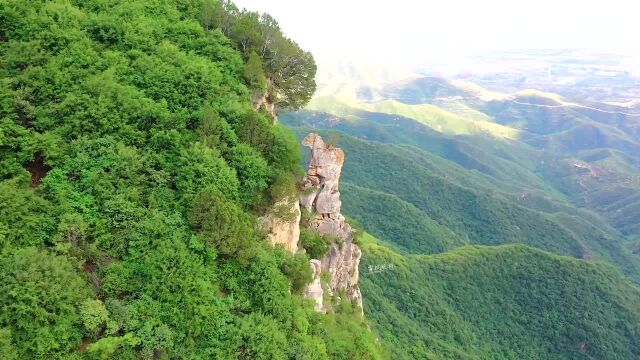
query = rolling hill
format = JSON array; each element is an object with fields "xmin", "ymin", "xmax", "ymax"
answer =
[
  {"xmin": 285, "ymin": 76, "xmax": 640, "ymax": 240},
  {"xmin": 282, "ymin": 70, "xmax": 640, "ymax": 358},
  {"xmin": 359, "ymin": 233, "xmax": 640, "ymax": 360}
]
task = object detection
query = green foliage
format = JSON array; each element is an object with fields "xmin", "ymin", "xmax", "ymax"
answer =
[
  {"xmin": 176, "ymin": 142, "xmax": 240, "ymax": 204},
  {"xmin": 86, "ymin": 333, "xmax": 139, "ymax": 360},
  {"xmin": 300, "ymin": 228, "xmax": 333, "ymax": 259},
  {"xmin": 0, "ymin": 328, "xmax": 18, "ymax": 360},
  {"xmin": 203, "ymin": 1, "xmax": 317, "ymax": 109},
  {"xmin": 0, "ymin": 248, "xmax": 92, "ymax": 358},
  {"xmin": 268, "ymin": 170, "xmax": 299, "ymax": 205},
  {"xmin": 0, "ymin": 1, "xmax": 383, "ymax": 359},
  {"xmin": 0, "ymin": 175, "xmax": 54, "ymax": 250},
  {"xmin": 226, "ymin": 143, "xmax": 272, "ymax": 207},
  {"xmin": 343, "ymin": 183, "xmax": 466, "ymax": 253},
  {"xmin": 233, "ymin": 111, "xmax": 301, "ymax": 172},
  {"xmin": 80, "ymin": 299, "xmax": 109, "ymax": 336},
  {"xmin": 285, "ymin": 105, "xmax": 640, "ymax": 359},
  {"xmin": 237, "ymin": 313, "xmax": 289, "ymax": 359},
  {"xmin": 189, "ymin": 187, "xmax": 256, "ymax": 262},
  {"xmin": 317, "ymin": 312, "xmax": 386, "ymax": 360},
  {"xmin": 279, "ymin": 251, "xmax": 313, "ymax": 293},
  {"xmin": 359, "ymin": 238, "xmax": 640, "ymax": 360},
  {"xmin": 244, "ymin": 51, "xmax": 268, "ymax": 97},
  {"xmin": 197, "ymin": 103, "xmax": 238, "ymax": 152},
  {"xmin": 288, "ymin": 128, "xmax": 640, "ymax": 281}
]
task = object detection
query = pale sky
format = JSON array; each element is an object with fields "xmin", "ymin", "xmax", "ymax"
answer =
[{"xmin": 233, "ymin": 0, "xmax": 640, "ymax": 66}]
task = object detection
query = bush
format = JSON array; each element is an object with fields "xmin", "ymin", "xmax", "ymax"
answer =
[
  {"xmin": 189, "ymin": 187, "xmax": 256, "ymax": 262},
  {"xmin": 0, "ymin": 248, "xmax": 92, "ymax": 358},
  {"xmin": 280, "ymin": 252, "xmax": 313, "ymax": 293},
  {"xmin": 80, "ymin": 299, "xmax": 109, "ymax": 336},
  {"xmin": 226, "ymin": 143, "xmax": 272, "ymax": 208},
  {"xmin": 300, "ymin": 228, "xmax": 333, "ymax": 259}
]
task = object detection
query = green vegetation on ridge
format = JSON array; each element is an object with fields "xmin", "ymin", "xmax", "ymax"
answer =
[
  {"xmin": 307, "ymin": 95, "xmax": 520, "ymax": 139},
  {"xmin": 285, "ymin": 73, "xmax": 640, "ymax": 359},
  {"xmin": 0, "ymin": 1, "xmax": 383, "ymax": 358}
]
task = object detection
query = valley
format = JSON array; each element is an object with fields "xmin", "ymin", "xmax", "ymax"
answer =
[{"xmin": 282, "ymin": 52, "xmax": 640, "ymax": 358}]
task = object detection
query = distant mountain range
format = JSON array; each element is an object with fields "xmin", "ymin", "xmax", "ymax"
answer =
[{"xmin": 282, "ymin": 54, "xmax": 640, "ymax": 358}]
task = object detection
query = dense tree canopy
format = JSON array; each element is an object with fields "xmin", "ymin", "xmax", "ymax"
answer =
[
  {"xmin": 0, "ymin": 0, "xmax": 380, "ymax": 358},
  {"xmin": 201, "ymin": 0, "xmax": 317, "ymax": 109}
]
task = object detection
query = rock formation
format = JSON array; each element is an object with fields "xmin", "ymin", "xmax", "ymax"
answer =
[
  {"xmin": 253, "ymin": 94, "xmax": 277, "ymax": 120},
  {"xmin": 253, "ymin": 81, "xmax": 278, "ymax": 120},
  {"xmin": 305, "ymin": 259, "xmax": 324, "ymax": 312},
  {"xmin": 300, "ymin": 133, "xmax": 363, "ymax": 313},
  {"xmin": 261, "ymin": 198, "xmax": 300, "ymax": 253}
]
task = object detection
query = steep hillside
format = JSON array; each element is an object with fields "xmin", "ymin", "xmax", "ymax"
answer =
[
  {"xmin": 0, "ymin": 1, "xmax": 383, "ymax": 359},
  {"xmin": 359, "ymin": 233, "xmax": 640, "ymax": 360}
]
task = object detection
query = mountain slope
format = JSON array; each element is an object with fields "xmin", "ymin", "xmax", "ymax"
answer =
[
  {"xmin": 287, "ymin": 74, "xmax": 640, "ymax": 239},
  {"xmin": 0, "ymin": 1, "xmax": 383, "ymax": 359},
  {"xmin": 359, "ymin": 233, "xmax": 640, "ymax": 360},
  {"xmin": 284, "ymin": 127, "xmax": 640, "ymax": 280}
]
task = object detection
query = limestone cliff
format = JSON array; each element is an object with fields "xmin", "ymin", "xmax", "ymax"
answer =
[
  {"xmin": 253, "ymin": 93, "xmax": 277, "ymax": 120},
  {"xmin": 253, "ymin": 80, "xmax": 278, "ymax": 120},
  {"xmin": 300, "ymin": 133, "xmax": 363, "ymax": 313},
  {"xmin": 261, "ymin": 198, "xmax": 300, "ymax": 253}
]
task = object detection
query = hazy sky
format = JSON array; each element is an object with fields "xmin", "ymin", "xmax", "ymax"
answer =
[{"xmin": 233, "ymin": 0, "xmax": 639, "ymax": 66}]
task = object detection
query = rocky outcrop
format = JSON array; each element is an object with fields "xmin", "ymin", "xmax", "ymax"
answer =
[
  {"xmin": 305, "ymin": 259, "xmax": 324, "ymax": 312},
  {"xmin": 304, "ymin": 245, "xmax": 363, "ymax": 313},
  {"xmin": 253, "ymin": 94, "xmax": 277, "ymax": 120},
  {"xmin": 318, "ymin": 241, "xmax": 363, "ymax": 310},
  {"xmin": 261, "ymin": 198, "xmax": 300, "ymax": 253},
  {"xmin": 300, "ymin": 133, "xmax": 363, "ymax": 313},
  {"xmin": 253, "ymin": 81, "xmax": 277, "ymax": 120}
]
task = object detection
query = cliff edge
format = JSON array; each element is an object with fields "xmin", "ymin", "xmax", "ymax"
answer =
[{"xmin": 299, "ymin": 133, "xmax": 363, "ymax": 313}]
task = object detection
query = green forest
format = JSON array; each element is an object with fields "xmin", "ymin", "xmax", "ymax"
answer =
[
  {"xmin": 359, "ymin": 234, "xmax": 640, "ymax": 360},
  {"xmin": 284, "ymin": 123, "xmax": 640, "ymax": 359},
  {"xmin": 3, "ymin": 0, "xmax": 640, "ymax": 359},
  {"xmin": 0, "ymin": 0, "xmax": 381, "ymax": 358}
]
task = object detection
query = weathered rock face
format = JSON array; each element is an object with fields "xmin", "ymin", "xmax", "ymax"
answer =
[
  {"xmin": 300, "ymin": 133, "xmax": 363, "ymax": 313},
  {"xmin": 299, "ymin": 133, "xmax": 343, "ymax": 213},
  {"xmin": 319, "ymin": 242, "xmax": 363, "ymax": 310},
  {"xmin": 253, "ymin": 82, "xmax": 277, "ymax": 121},
  {"xmin": 253, "ymin": 94, "xmax": 277, "ymax": 119},
  {"xmin": 304, "ymin": 259, "xmax": 324, "ymax": 312},
  {"xmin": 261, "ymin": 199, "xmax": 300, "ymax": 253}
]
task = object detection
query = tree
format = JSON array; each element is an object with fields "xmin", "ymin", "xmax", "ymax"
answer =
[
  {"xmin": 226, "ymin": 143, "xmax": 272, "ymax": 208},
  {"xmin": 197, "ymin": 103, "xmax": 238, "ymax": 152},
  {"xmin": 202, "ymin": 5, "xmax": 317, "ymax": 110},
  {"xmin": 300, "ymin": 229, "xmax": 333, "ymax": 259},
  {"xmin": 189, "ymin": 187, "xmax": 256, "ymax": 262},
  {"xmin": 230, "ymin": 11, "xmax": 262, "ymax": 54},
  {"xmin": 258, "ymin": 14, "xmax": 280, "ymax": 58},
  {"xmin": 264, "ymin": 35, "xmax": 317, "ymax": 109},
  {"xmin": 243, "ymin": 51, "xmax": 268, "ymax": 99},
  {"xmin": 237, "ymin": 313, "xmax": 288, "ymax": 360},
  {"xmin": 80, "ymin": 299, "xmax": 109, "ymax": 336},
  {"xmin": 0, "ymin": 248, "xmax": 92, "ymax": 358},
  {"xmin": 279, "ymin": 252, "xmax": 313, "ymax": 293},
  {"xmin": 200, "ymin": 0, "xmax": 217, "ymax": 31}
]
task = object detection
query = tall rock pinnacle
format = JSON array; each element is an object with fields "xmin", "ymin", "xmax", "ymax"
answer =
[{"xmin": 300, "ymin": 133, "xmax": 363, "ymax": 313}]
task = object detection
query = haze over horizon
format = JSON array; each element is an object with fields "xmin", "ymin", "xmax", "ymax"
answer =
[{"xmin": 234, "ymin": 0, "xmax": 640, "ymax": 69}]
